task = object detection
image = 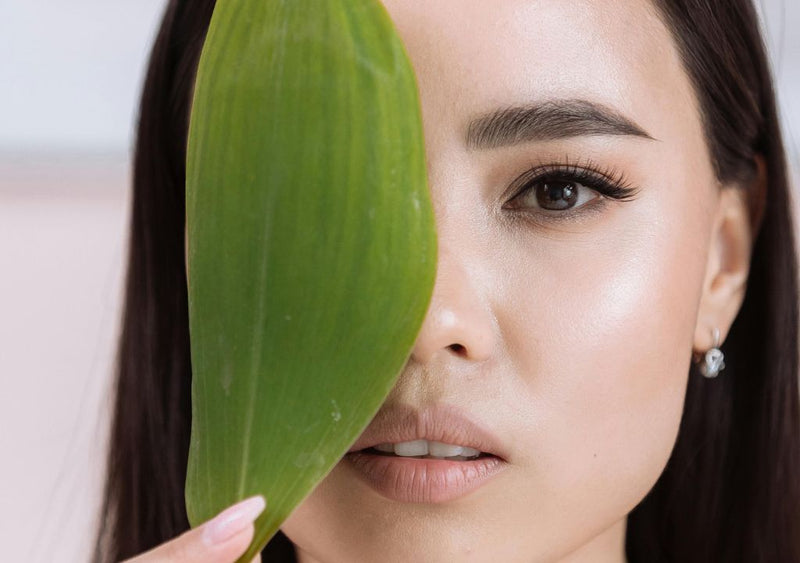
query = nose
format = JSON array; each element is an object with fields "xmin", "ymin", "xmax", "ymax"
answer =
[{"xmin": 410, "ymin": 243, "xmax": 496, "ymax": 365}]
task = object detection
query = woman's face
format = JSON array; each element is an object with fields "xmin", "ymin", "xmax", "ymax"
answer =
[{"xmin": 276, "ymin": 1, "xmax": 740, "ymax": 561}]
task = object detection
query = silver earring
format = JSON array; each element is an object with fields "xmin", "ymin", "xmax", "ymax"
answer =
[{"xmin": 700, "ymin": 327, "xmax": 726, "ymax": 378}]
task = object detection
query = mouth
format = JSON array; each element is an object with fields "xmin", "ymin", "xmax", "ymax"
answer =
[
  {"xmin": 342, "ymin": 404, "xmax": 509, "ymax": 503},
  {"xmin": 360, "ymin": 447, "xmax": 494, "ymax": 461},
  {"xmin": 346, "ymin": 403, "xmax": 510, "ymax": 462},
  {"xmin": 351, "ymin": 440, "xmax": 499, "ymax": 462}
]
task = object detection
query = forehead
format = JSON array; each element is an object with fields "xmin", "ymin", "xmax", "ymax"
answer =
[{"xmin": 380, "ymin": 0, "xmax": 699, "ymax": 150}]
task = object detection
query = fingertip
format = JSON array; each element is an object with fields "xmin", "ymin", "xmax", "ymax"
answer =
[{"xmin": 201, "ymin": 495, "xmax": 266, "ymax": 547}]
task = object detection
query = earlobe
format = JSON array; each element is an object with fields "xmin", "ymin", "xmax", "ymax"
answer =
[{"xmin": 693, "ymin": 158, "xmax": 765, "ymax": 352}]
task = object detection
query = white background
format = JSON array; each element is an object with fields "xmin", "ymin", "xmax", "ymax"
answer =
[{"xmin": 0, "ymin": 1, "xmax": 798, "ymax": 561}]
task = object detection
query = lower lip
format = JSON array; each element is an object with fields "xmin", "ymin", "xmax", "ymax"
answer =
[{"xmin": 344, "ymin": 451, "xmax": 507, "ymax": 503}]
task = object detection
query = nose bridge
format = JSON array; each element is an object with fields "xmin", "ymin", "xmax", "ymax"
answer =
[{"xmin": 410, "ymin": 220, "xmax": 496, "ymax": 365}]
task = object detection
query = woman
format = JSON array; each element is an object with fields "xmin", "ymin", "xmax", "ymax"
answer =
[{"xmin": 96, "ymin": 0, "xmax": 800, "ymax": 561}]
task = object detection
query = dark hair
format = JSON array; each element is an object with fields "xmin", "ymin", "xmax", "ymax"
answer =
[{"xmin": 94, "ymin": 1, "xmax": 799, "ymax": 561}]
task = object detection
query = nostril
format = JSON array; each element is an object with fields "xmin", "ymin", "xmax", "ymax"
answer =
[{"xmin": 449, "ymin": 343, "xmax": 466, "ymax": 355}]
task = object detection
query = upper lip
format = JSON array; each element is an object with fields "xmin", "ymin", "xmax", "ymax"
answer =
[{"xmin": 347, "ymin": 403, "xmax": 509, "ymax": 461}]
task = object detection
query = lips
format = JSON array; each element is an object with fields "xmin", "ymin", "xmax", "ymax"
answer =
[
  {"xmin": 343, "ymin": 403, "xmax": 509, "ymax": 503},
  {"xmin": 345, "ymin": 451, "xmax": 507, "ymax": 503},
  {"xmin": 346, "ymin": 403, "xmax": 509, "ymax": 461}
]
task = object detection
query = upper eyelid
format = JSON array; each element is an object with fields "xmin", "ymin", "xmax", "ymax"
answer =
[{"xmin": 507, "ymin": 164, "xmax": 638, "ymax": 200}]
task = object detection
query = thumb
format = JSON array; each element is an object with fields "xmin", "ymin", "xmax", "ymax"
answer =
[{"xmin": 124, "ymin": 495, "xmax": 266, "ymax": 563}]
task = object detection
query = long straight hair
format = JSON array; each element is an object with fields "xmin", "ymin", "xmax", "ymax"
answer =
[{"xmin": 94, "ymin": 1, "xmax": 800, "ymax": 561}]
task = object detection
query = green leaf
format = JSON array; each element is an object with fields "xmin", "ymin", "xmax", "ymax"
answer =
[{"xmin": 184, "ymin": 0, "xmax": 436, "ymax": 560}]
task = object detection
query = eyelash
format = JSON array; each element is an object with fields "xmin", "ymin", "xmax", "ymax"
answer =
[{"xmin": 503, "ymin": 158, "xmax": 639, "ymax": 222}]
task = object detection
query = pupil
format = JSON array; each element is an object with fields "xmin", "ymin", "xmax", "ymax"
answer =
[{"xmin": 537, "ymin": 181, "xmax": 578, "ymax": 210}]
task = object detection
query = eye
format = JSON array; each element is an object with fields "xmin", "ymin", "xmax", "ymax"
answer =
[
  {"xmin": 518, "ymin": 179, "xmax": 597, "ymax": 211},
  {"xmin": 503, "ymin": 162, "xmax": 639, "ymax": 219}
]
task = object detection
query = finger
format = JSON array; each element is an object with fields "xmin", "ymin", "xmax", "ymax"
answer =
[
  {"xmin": 124, "ymin": 495, "xmax": 266, "ymax": 563},
  {"xmin": 251, "ymin": 555, "xmax": 262, "ymax": 563}
]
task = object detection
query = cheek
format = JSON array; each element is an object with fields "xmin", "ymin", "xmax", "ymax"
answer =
[{"xmin": 493, "ymin": 185, "xmax": 712, "ymax": 545}]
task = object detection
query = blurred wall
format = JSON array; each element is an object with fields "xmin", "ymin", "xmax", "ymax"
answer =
[
  {"xmin": 0, "ymin": 2, "xmax": 164, "ymax": 561},
  {"xmin": 760, "ymin": 0, "xmax": 800, "ymax": 173},
  {"xmin": 0, "ymin": 1, "xmax": 798, "ymax": 562},
  {"xmin": 0, "ymin": 0, "xmax": 166, "ymax": 153}
]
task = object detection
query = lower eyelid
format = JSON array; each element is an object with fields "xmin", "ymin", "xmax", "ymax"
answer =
[{"xmin": 504, "ymin": 194, "xmax": 610, "ymax": 225}]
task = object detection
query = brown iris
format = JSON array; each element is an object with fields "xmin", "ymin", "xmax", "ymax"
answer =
[{"xmin": 534, "ymin": 180, "xmax": 579, "ymax": 210}]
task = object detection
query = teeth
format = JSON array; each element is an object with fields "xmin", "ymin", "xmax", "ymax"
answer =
[
  {"xmin": 373, "ymin": 439, "xmax": 483, "ymax": 459},
  {"xmin": 394, "ymin": 439, "xmax": 428, "ymax": 456},
  {"xmin": 428, "ymin": 441, "xmax": 463, "ymax": 457}
]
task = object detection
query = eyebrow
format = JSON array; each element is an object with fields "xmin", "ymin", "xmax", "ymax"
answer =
[{"xmin": 465, "ymin": 99, "xmax": 655, "ymax": 150}]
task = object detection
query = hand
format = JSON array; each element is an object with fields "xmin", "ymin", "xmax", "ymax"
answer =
[{"xmin": 123, "ymin": 495, "xmax": 266, "ymax": 563}]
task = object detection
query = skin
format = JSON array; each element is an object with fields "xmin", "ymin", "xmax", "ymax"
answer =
[{"xmin": 163, "ymin": 0, "xmax": 757, "ymax": 562}]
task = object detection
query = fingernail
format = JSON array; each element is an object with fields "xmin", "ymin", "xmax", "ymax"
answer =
[{"xmin": 202, "ymin": 495, "xmax": 266, "ymax": 546}]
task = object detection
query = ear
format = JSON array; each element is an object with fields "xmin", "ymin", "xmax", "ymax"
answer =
[{"xmin": 693, "ymin": 156, "xmax": 766, "ymax": 352}]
